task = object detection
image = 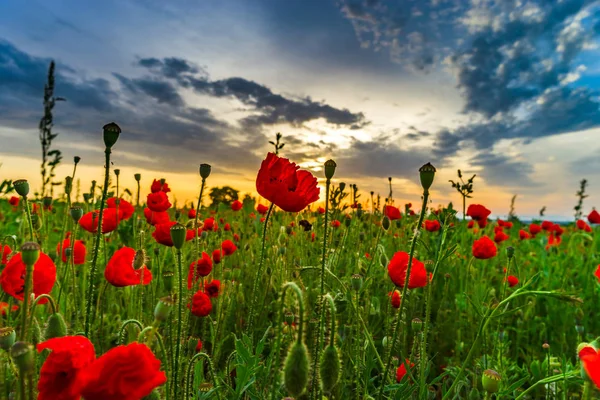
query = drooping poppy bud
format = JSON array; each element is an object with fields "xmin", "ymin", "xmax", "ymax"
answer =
[
  {"xmin": 44, "ymin": 313, "xmax": 67, "ymax": 339},
  {"xmin": 283, "ymin": 342, "xmax": 310, "ymax": 397},
  {"xmin": 320, "ymin": 345, "xmax": 340, "ymax": 393}
]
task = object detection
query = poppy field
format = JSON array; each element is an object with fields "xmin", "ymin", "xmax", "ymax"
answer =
[{"xmin": 1, "ymin": 123, "xmax": 600, "ymax": 400}]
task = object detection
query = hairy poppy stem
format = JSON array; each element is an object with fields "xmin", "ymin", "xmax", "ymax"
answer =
[
  {"xmin": 84, "ymin": 146, "xmax": 111, "ymax": 338},
  {"xmin": 377, "ymin": 189, "xmax": 429, "ymax": 400},
  {"xmin": 174, "ymin": 248, "xmax": 184, "ymax": 399},
  {"xmin": 23, "ymin": 197, "xmax": 35, "ymax": 242},
  {"xmin": 246, "ymin": 202, "xmax": 274, "ymax": 339},
  {"xmin": 19, "ymin": 262, "xmax": 35, "ymax": 341}
]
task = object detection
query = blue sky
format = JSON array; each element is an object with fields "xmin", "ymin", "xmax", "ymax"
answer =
[{"xmin": 1, "ymin": 0, "xmax": 600, "ymax": 219}]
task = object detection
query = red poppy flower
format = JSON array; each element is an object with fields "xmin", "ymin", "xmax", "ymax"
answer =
[
  {"xmin": 383, "ymin": 205, "xmax": 401, "ymax": 221},
  {"xmin": 150, "ymin": 179, "xmax": 170, "ymax": 193},
  {"xmin": 317, "ymin": 207, "xmax": 325, "ymax": 214},
  {"xmin": 188, "ymin": 252, "xmax": 213, "ymax": 290},
  {"xmin": 257, "ymin": 204, "xmax": 269, "ymax": 215},
  {"xmin": 152, "ymin": 221, "xmax": 194, "ymax": 247},
  {"xmin": 0, "ymin": 302, "xmax": 18, "ymax": 316},
  {"xmin": 466, "ymin": 204, "xmax": 491, "ymax": 222},
  {"xmin": 472, "ymin": 236, "xmax": 497, "ymax": 259},
  {"xmin": 1, "ymin": 244, "xmax": 11, "ymax": 265},
  {"xmin": 541, "ymin": 220, "xmax": 553, "ymax": 231},
  {"xmin": 188, "ymin": 209, "xmax": 196, "ymax": 219},
  {"xmin": 365, "ymin": 252, "xmax": 371, "ymax": 259},
  {"xmin": 231, "ymin": 200, "xmax": 243, "ymax": 211},
  {"xmin": 589, "ymin": 209, "xmax": 600, "ymax": 224},
  {"xmin": 529, "ymin": 223, "xmax": 541, "ymax": 236},
  {"xmin": 311, "ymin": 232, "xmax": 316, "ymax": 242},
  {"xmin": 221, "ymin": 239, "xmax": 237, "ymax": 256},
  {"xmin": 545, "ymin": 233, "xmax": 562, "ymax": 250},
  {"xmin": 387, "ymin": 251, "xmax": 428, "ymax": 289},
  {"xmin": 190, "ymin": 290, "xmax": 212, "ymax": 317},
  {"xmin": 8, "ymin": 196, "xmax": 19, "ymax": 208},
  {"xmin": 0, "ymin": 252, "xmax": 56, "ymax": 303},
  {"xmin": 57, "ymin": 238, "xmax": 87, "ymax": 265},
  {"xmin": 233, "ymin": 233, "xmax": 240, "ymax": 241},
  {"xmin": 504, "ymin": 221, "xmax": 513, "ymax": 229},
  {"xmin": 595, "ymin": 265, "xmax": 600, "ymax": 283},
  {"xmin": 105, "ymin": 247, "xmax": 152, "ymax": 287},
  {"xmin": 519, "ymin": 229, "xmax": 530, "ymax": 240},
  {"xmin": 224, "ymin": 223, "xmax": 231, "ymax": 231},
  {"xmin": 507, "ymin": 275, "xmax": 519, "ymax": 287},
  {"xmin": 79, "ymin": 209, "xmax": 121, "ymax": 234},
  {"xmin": 143, "ymin": 208, "xmax": 170, "ymax": 226},
  {"xmin": 577, "ymin": 219, "xmax": 592, "ymax": 232},
  {"xmin": 146, "ymin": 191, "xmax": 171, "ymax": 212},
  {"xmin": 552, "ymin": 224, "xmax": 564, "ymax": 236},
  {"xmin": 424, "ymin": 220, "xmax": 440, "ymax": 232},
  {"xmin": 195, "ymin": 340, "xmax": 203, "ymax": 352},
  {"xmin": 107, "ymin": 197, "xmax": 134, "ymax": 220},
  {"xmin": 256, "ymin": 152, "xmax": 320, "ymax": 212},
  {"xmin": 579, "ymin": 347, "xmax": 600, "ymax": 389},
  {"xmin": 204, "ymin": 280, "xmax": 221, "ymax": 298},
  {"xmin": 396, "ymin": 359, "xmax": 415, "ymax": 382},
  {"xmin": 331, "ymin": 220, "xmax": 341, "ymax": 228},
  {"xmin": 37, "ymin": 336, "xmax": 96, "ymax": 400},
  {"xmin": 203, "ymin": 217, "xmax": 216, "ymax": 232},
  {"xmin": 467, "ymin": 220, "xmax": 474, "ymax": 229},
  {"xmin": 212, "ymin": 249, "xmax": 222, "ymax": 264},
  {"xmin": 389, "ymin": 290, "xmax": 401, "ymax": 309},
  {"xmin": 79, "ymin": 342, "xmax": 166, "ymax": 400},
  {"xmin": 493, "ymin": 230, "xmax": 510, "ymax": 243}
]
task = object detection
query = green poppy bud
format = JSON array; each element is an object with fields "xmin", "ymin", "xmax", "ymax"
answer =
[
  {"xmin": 324, "ymin": 159, "xmax": 337, "ymax": 180},
  {"xmin": 199, "ymin": 163, "xmax": 212, "ymax": 179},
  {"xmin": 283, "ymin": 342, "xmax": 310, "ymax": 397},
  {"xmin": 102, "ymin": 122, "xmax": 121, "ymax": 149},
  {"xmin": 13, "ymin": 179, "xmax": 30, "ymax": 198},
  {"xmin": 44, "ymin": 313, "xmax": 67, "ymax": 339},
  {"xmin": 481, "ymin": 369, "xmax": 501, "ymax": 394},
  {"xmin": 11, "ymin": 342, "xmax": 34, "ymax": 373},
  {"xmin": 170, "ymin": 223, "xmax": 187, "ymax": 250},
  {"xmin": 0, "ymin": 327, "xmax": 16, "ymax": 351},
  {"xmin": 20, "ymin": 242, "xmax": 40, "ymax": 267},
  {"xmin": 418, "ymin": 162, "xmax": 436, "ymax": 191},
  {"xmin": 320, "ymin": 345, "xmax": 341, "ymax": 393}
]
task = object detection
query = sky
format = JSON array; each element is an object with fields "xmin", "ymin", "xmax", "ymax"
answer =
[{"xmin": 1, "ymin": 0, "xmax": 600, "ymax": 220}]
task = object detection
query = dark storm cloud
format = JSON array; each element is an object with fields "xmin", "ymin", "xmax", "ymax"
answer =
[
  {"xmin": 469, "ymin": 151, "xmax": 537, "ymax": 189},
  {"xmin": 113, "ymin": 74, "xmax": 184, "ymax": 106},
  {"xmin": 137, "ymin": 57, "xmax": 202, "ymax": 79}
]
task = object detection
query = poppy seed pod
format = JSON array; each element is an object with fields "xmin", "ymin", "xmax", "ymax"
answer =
[
  {"xmin": 339, "ymin": 182, "xmax": 346, "ymax": 191},
  {"xmin": 70, "ymin": 206, "xmax": 83, "ymax": 222},
  {"xmin": 283, "ymin": 341, "xmax": 310, "ymax": 397},
  {"xmin": 351, "ymin": 274, "xmax": 363, "ymax": 291},
  {"xmin": 481, "ymin": 369, "xmax": 501, "ymax": 394},
  {"xmin": 0, "ymin": 327, "xmax": 16, "ymax": 351},
  {"xmin": 134, "ymin": 173, "xmax": 141, "ymax": 182},
  {"xmin": 418, "ymin": 162, "xmax": 436, "ymax": 191},
  {"xmin": 13, "ymin": 179, "xmax": 29, "ymax": 198},
  {"xmin": 324, "ymin": 159, "xmax": 337, "ymax": 180},
  {"xmin": 102, "ymin": 122, "xmax": 121, "ymax": 149},
  {"xmin": 154, "ymin": 296, "xmax": 174, "ymax": 322},
  {"xmin": 170, "ymin": 223, "xmax": 187, "ymax": 250},
  {"xmin": 11, "ymin": 341, "xmax": 34, "ymax": 373},
  {"xmin": 20, "ymin": 242, "xmax": 40, "ymax": 267},
  {"xmin": 199, "ymin": 163, "xmax": 212, "ymax": 179},
  {"xmin": 162, "ymin": 270, "xmax": 174, "ymax": 292},
  {"xmin": 44, "ymin": 313, "xmax": 67, "ymax": 339},
  {"xmin": 320, "ymin": 345, "xmax": 341, "ymax": 393},
  {"xmin": 74, "ymin": 156, "xmax": 81, "ymax": 164},
  {"xmin": 43, "ymin": 196, "xmax": 53, "ymax": 208},
  {"xmin": 506, "ymin": 246, "xmax": 515, "ymax": 259},
  {"xmin": 412, "ymin": 318, "xmax": 423, "ymax": 332}
]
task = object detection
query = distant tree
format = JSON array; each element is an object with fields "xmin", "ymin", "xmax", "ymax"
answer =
[{"xmin": 209, "ymin": 186, "xmax": 239, "ymax": 207}]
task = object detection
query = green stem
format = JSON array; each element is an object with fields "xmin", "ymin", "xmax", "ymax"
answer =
[
  {"xmin": 19, "ymin": 261, "xmax": 35, "ymax": 341},
  {"xmin": 23, "ymin": 198, "xmax": 35, "ymax": 242},
  {"xmin": 174, "ymin": 248, "xmax": 184, "ymax": 399},
  {"xmin": 185, "ymin": 352, "xmax": 221, "ymax": 400}
]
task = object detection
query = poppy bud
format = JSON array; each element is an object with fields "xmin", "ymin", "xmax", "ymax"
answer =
[
  {"xmin": 11, "ymin": 341, "xmax": 34, "ymax": 373},
  {"xmin": 13, "ymin": 180, "xmax": 30, "ymax": 200},
  {"xmin": 134, "ymin": 173, "xmax": 141, "ymax": 182},
  {"xmin": 283, "ymin": 342, "xmax": 310, "ymax": 397},
  {"xmin": 351, "ymin": 274, "xmax": 363, "ymax": 291},
  {"xmin": 199, "ymin": 163, "xmax": 212, "ymax": 179},
  {"xmin": 382, "ymin": 216, "xmax": 391, "ymax": 231},
  {"xmin": 170, "ymin": 223, "xmax": 187, "ymax": 250},
  {"xmin": 21, "ymin": 242, "xmax": 40, "ymax": 266},
  {"xmin": 418, "ymin": 162, "xmax": 436, "ymax": 191},
  {"xmin": 74, "ymin": 156, "xmax": 81, "ymax": 164},
  {"xmin": 102, "ymin": 122, "xmax": 121, "ymax": 149},
  {"xmin": 506, "ymin": 246, "xmax": 514, "ymax": 259},
  {"xmin": 44, "ymin": 313, "xmax": 67, "ymax": 339},
  {"xmin": 481, "ymin": 369, "xmax": 501, "ymax": 394},
  {"xmin": 320, "ymin": 345, "xmax": 341, "ymax": 393},
  {"xmin": 411, "ymin": 318, "xmax": 423, "ymax": 332},
  {"xmin": 0, "ymin": 327, "xmax": 16, "ymax": 351},
  {"xmin": 324, "ymin": 159, "xmax": 337, "ymax": 180},
  {"xmin": 154, "ymin": 296, "xmax": 174, "ymax": 322},
  {"xmin": 162, "ymin": 271, "xmax": 174, "ymax": 293},
  {"xmin": 43, "ymin": 196, "xmax": 52, "ymax": 208}
]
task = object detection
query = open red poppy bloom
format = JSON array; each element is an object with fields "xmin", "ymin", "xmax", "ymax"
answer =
[
  {"xmin": 0, "ymin": 252, "xmax": 56, "ymax": 303},
  {"xmin": 595, "ymin": 265, "xmax": 600, "ymax": 283},
  {"xmin": 384, "ymin": 205, "xmax": 402, "ymax": 221},
  {"xmin": 231, "ymin": 200, "xmax": 243, "ymax": 211},
  {"xmin": 224, "ymin": 223, "xmax": 231, "ymax": 231},
  {"xmin": 589, "ymin": 209, "xmax": 600, "ymax": 224},
  {"xmin": 152, "ymin": 221, "xmax": 194, "ymax": 247},
  {"xmin": 37, "ymin": 336, "xmax": 96, "ymax": 400},
  {"xmin": 143, "ymin": 208, "xmax": 170, "ymax": 226},
  {"xmin": 494, "ymin": 230, "xmax": 510, "ymax": 243},
  {"xmin": 529, "ymin": 223, "xmax": 541, "ymax": 236},
  {"xmin": 9, "ymin": 196, "xmax": 19, "ymax": 208},
  {"xmin": 551, "ymin": 224, "xmax": 564, "ymax": 236},
  {"xmin": 257, "ymin": 204, "xmax": 269, "ymax": 215},
  {"xmin": 466, "ymin": 204, "xmax": 491, "ymax": 221},
  {"xmin": 541, "ymin": 220, "xmax": 553, "ymax": 231},
  {"xmin": 79, "ymin": 342, "xmax": 166, "ymax": 400},
  {"xmin": 396, "ymin": 359, "xmax": 415, "ymax": 382},
  {"xmin": 212, "ymin": 249, "xmax": 222, "ymax": 264},
  {"xmin": 507, "ymin": 275, "xmax": 519, "ymax": 287},
  {"xmin": 146, "ymin": 191, "xmax": 171, "ymax": 212},
  {"xmin": 1, "ymin": 244, "xmax": 11, "ymax": 265},
  {"xmin": 107, "ymin": 197, "xmax": 134, "ymax": 220},
  {"xmin": 188, "ymin": 252, "xmax": 213, "ymax": 290},
  {"xmin": 472, "ymin": 236, "xmax": 497, "ymax": 259},
  {"xmin": 151, "ymin": 179, "xmax": 170, "ymax": 193},
  {"xmin": 388, "ymin": 251, "xmax": 428, "ymax": 289},
  {"xmin": 424, "ymin": 220, "xmax": 440, "ymax": 232},
  {"xmin": 545, "ymin": 233, "xmax": 562, "ymax": 250},
  {"xmin": 204, "ymin": 280, "xmax": 221, "ymax": 298},
  {"xmin": 579, "ymin": 346, "xmax": 600, "ymax": 390},
  {"xmin": 57, "ymin": 238, "xmax": 87, "ymax": 265},
  {"xmin": 202, "ymin": 217, "xmax": 217, "ymax": 232},
  {"xmin": 221, "ymin": 239, "xmax": 237, "ymax": 256},
  {"xmin": 577, "ymin": 219, "xmax": 592, "ymax": 232},
  {"xmin": 190, "ymin": 290, "xmax": 212, "ymax": 317},
  {"xmin": 519, "ymin": 229, "xmax": 530, "ymax": 240},
  {"xmin": 104, "ymin": 247, "xmax": 152, "ymax": 287},
  {"xmin": 79, "ymin": 209, "xmax": 121, "ymax": 234},
  {"xmin": 331, "ymin": 220, "xmax": 341, "ymax": 228},
  {"xmin": 317, "ymin": 207, "xmax": 325, "ymax": 214},
  {"xmin": 256, "ymin": 152, "xmax": 320, "ymax": 212}
]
